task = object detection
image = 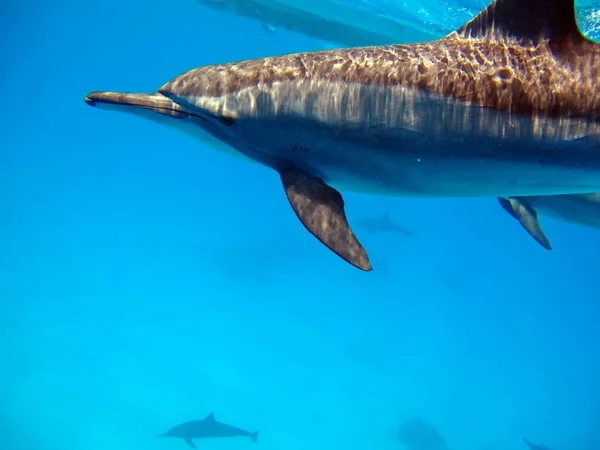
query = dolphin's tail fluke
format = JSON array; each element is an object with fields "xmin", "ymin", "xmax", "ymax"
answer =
[{"xmin": 250, "ymin": 431, "xmax": 259, "ymax": 443}]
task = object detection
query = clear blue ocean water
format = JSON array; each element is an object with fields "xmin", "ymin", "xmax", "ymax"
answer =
[{"xmin": 2, "ymin": 1, "xmax": 599, "ymax": 450}]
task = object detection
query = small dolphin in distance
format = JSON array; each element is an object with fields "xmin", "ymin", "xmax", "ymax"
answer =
[
  {"xmin": 398, "ymin": 417, "xmax": 449, "ymax": 450},
  {"xmin": 356, "ymin": 213, "xmax": 416, "ymax": 237},
  {"xmin": 85, "ymin": 0, "xmax": 600, "ymax": 271},
  {"xmin": 158, "ymin": 413, "xmax": 259, "ymax": 448},
  {"xmin": 523, "ymin": 437, "xmax": 552, "ymax": 450},
  {"xmin": 498, "ymin": 193, "xmax": 600, "ymax": 250}
]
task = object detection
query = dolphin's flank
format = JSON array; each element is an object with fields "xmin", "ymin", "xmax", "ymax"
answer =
[{"xmin": 85, "ymin": 0, "xmax": 600, "ymax": 271}]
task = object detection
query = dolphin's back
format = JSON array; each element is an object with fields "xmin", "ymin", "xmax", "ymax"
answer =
[{"xmin": 162, "ymin": 0, "xmax": 600, "ymax": 122}]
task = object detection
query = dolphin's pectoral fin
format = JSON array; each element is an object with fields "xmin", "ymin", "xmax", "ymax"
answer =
[
  {"xmin": 184, "ymin": 438, "xmax": 196, "ymax": 448},
  {"xmin": 498, "ymin": 197, "xmax": 552, "ymax": 250},
  {"xmin": 279, "ymin": 169, "xmax": 372, "ymax": 271}
]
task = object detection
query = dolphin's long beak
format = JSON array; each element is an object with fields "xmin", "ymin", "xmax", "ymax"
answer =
[
  {"xmin": 84, "ymin": 91, "xmax": 189, "ymax": 118},
  {"xmin": 82, "ymin": 89, "xmax": 253, "ymax": 164}
]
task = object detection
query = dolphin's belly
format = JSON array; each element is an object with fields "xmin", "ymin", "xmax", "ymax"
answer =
[
  {"xmin": 189, "ymin": 79, "xmax": 600, "ymax": 197},
  {"xmin": 232, "ymin": 118, "xmax": 600, "ymax": 197}
]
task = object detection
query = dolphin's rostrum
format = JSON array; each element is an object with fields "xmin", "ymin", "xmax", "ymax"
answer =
[
  {"xmin": 85, "ymin": 0, "xmax": 600, "ymax": 271},
  {"xmin": 158, "ymin": 413, "xmax": 258, "ymax": 448}
]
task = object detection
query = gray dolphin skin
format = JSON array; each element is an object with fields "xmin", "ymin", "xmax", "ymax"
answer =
[
  {"xmin": 498, "ymin": 193, "xmax": 600, "ymax": 249},
  {"xmin": 158, "ymin": 413, "xmax": 259, "ymax": 448},
  {"xmin": 356, "ymin": 213, "xmax": 417, "ymax": 237},
  {"xmin": 523, "ymin": 437, "xmax": 552, "ymax": 450},
  {"xmin": 84, "ymin": 0, "xmax": 600, "ymax": 271}
]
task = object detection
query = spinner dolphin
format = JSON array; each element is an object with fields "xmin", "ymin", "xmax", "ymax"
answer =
[{"xmin": 85, "ymin": 0, "xmax": 600, "ymax": 271}]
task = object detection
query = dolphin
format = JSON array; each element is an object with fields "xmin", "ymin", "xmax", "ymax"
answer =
[
  {"xmin": 498, "ymin": 192, "xmax": 600, "ymax": 249},
  {"xmin": 522, "ymin": 438, "xmax": 552, "ymax": 450},
  {"xmin": 398, "ymin": 417, "xmax": 449, "ymax": 450},
  {"xmin": 84, "ymin": 0, "xmax": 600, "ymax": 271},
  {"xmin": 356, "ymin": 213, "xmax": 416, "ymax": 237},
  {"xmin": 158, "ymin": 413, "xmax": 259, "ymax": 448},
  {"xmin": 194, "ymin": 0, "xmax": 437, "ymax": 47}
]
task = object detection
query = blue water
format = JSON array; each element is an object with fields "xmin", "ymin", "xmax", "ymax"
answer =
[{"xmin": 2, "ymin": 1, "xmax": 600, "ymax": 450}]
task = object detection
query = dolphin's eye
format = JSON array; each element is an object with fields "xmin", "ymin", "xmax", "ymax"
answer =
[{"xmin": 217, "ymin": 116, "xmax": 235, "ymax": 126}]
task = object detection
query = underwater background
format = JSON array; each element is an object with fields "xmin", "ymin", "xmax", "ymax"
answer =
[{"xmin": 2, "ymin": 1, "xmax": 600, "ymax": 450}]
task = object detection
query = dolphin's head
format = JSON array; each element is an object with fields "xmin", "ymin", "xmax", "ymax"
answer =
[
  {"xmin": 157, "ymin": 426, "xmax": 182, "ymax": 438},
  {"xmin": 152, "ymin": 61, "xmax": 299, "ymax": 169},
  {"xmin": 156, "ymin": 63, "xmax": 245, "ymax": 130},
  {"xmin": 86, "ymin": 58, "xmax": 281, "ymax": 142},
  {"xmin": 84, "ymin": 88, "xmax": 258, "ymax": 163},
  {"xmin": 84, "ymin": 90, "xmax": 233, "ymax": 131},
  {"xmin": 157, "ymin": 428, "xmax": 175, "ymax": 438}
]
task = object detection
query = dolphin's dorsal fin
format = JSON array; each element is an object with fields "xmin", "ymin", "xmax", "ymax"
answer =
[
  {"xmin": 205, "ymin": 413, "xmax": 215, "ymax": 421},
  {"xmin": 456, "ymin": 0, "xmax": 582, "ymax": 42}
]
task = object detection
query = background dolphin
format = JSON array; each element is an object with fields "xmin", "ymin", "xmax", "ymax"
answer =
[
  {"xmin": 398, "ymin": 417, "xmax": 449, "ymax": 450},
  {"xmin": 193, "ymin": 0, "xmax": 438, "ymax": 47},
  {"xmin": 356, "ymin": 213, "xmax": 417, "ymax": 237},
  {"xmin": 523, "ymin": 437, "xmax": 552, "ymax": 450},
  {"xmin": 498, "ymin": 193, "xmax": 600, "ymax": 249},
  {"xmin": 158, "ymin": 413, "xmax": 259, "ymax": 448}
]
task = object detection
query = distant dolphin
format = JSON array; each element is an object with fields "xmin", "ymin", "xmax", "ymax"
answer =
[
  {"xmin": 398, "ymin": 417, "xmax": 448, "ymax": 450},
  {"xmin": 523, "ymin": 437, "xmax": 552, "ymax": 450},
  {"xmin": 498, "ymin": 193, "xmax": 600, "ymax": 249},
  {"xmin": 85, "ymin": 0, "xmax": 600, "ymax": 271},
  {"xmin": 356, "ymin": 213, "xmax": 416, "ymax": 237},
  {"xmin": 158, "ymin": 413, "xmax": 258, "ymax": 448}
]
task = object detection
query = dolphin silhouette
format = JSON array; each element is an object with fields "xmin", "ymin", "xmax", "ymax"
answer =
[
  {"xmin": 398, "ymin": 417, "xmax": 449, "ymax": 450},
  {"xmin": 356, "ymin": 213, "xmax": 416, "ymax": 237},
  {"xmin": 85, "ymin": 0, "xmax": 600, "ymax": 271},
  {"xmin": 498, "ymin": 193, "xmax": 600, "ymax": 249},
  {"xmin": 523, "ymin": 437, "xmax": 552, "ymax": 450},
  {"xmin": 158, "ymin": 413, "xmax": 258, "ymax": 448}
]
